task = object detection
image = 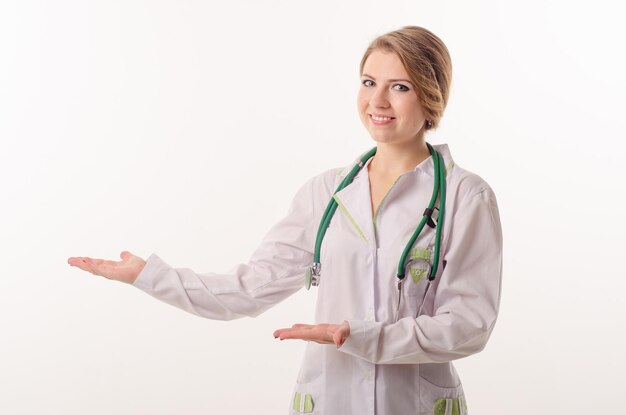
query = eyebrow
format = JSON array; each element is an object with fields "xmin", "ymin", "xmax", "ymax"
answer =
[{"xmin": 361, "ymin": 73, "xmax": 413, "ymax": 84}]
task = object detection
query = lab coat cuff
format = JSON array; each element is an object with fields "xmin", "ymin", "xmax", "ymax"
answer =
[
  {"xmin": 336, "ymin": 319, "xmax": 380, "ymax": 359},
  {"xmin": 132, "ymin": 253, "xmax": 170, "ymax": 292}
]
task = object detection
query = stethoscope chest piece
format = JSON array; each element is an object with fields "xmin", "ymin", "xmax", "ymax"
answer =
[{"xmin": 304, "ymin": 263, "xmax": 321, "ymax": 290}]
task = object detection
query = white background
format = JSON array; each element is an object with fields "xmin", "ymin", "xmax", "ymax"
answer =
[{"xmin": 1, "ymin": 1, "xmax": 625, "ymax": 414}]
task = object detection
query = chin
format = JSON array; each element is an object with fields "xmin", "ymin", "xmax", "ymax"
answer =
[
  {"xmin": 369, "ymin": 132, "xmax": 424, "ymax": 147},
  {"xmin": 368, "ymin": 133, "xmax": 398, "ymax": 144}
]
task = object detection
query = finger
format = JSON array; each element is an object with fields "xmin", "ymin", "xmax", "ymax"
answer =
[
  {"xmin": 120, "ymin": 251, "xmax": 133, "ymax": 260},
  {"xmin": 273, "ymin": 328, "xmax": 303, "ymax": 340},
  {"xmin": 79, "ymin": 257, "xmax": 103, "ymax": 276},
  {"xmin": 284, "ymin": 329, "xmax": 333, "ymax": 344},
  {"xmin": 68, "ymin": 256, "xmax": 91, "ymax": 271},
  {"xmin": 68, "ymin": 256, "xmax": 90, "ymax": 265},
  {"xmin": 277, "ymin": 327, "xmax": 324, "ymax": 341},
  {"xmin": 273, "ymin": 328, "xmax": 288, "ymax": 338},
  {"xmin": 67, "ymin": 257, "xmax": 79, "ymax": 266},
  {"xmin": 273, "ymin": 324, "xmax": 312, "ymax": 338},
  {"xmin": 273, "ymin": 328, "xmax": 303, "ymax": 338},
  {"xmin": 68, "ymin": 256, "xmax": 113, "ymax": 277}
]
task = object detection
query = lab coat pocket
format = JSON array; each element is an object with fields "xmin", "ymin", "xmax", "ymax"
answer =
[
  {"xmin": 291, "ymin": 343, "xmax": 325, "ymax": 414},
  {"xmin": 419, "ymin": 374, "xmax": 467, "ymax": 415},
  {"xmin": 290, "ymin": 375, "xmax": 323, "ymax": 414},
  {"xmin": 403, "ymin": 245, "xmax": 433, "ymax": 298}
]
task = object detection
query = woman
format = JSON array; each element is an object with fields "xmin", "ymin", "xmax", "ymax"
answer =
[{"xmin": 68, "ymin": 26, "xmax": 502, "ymax": 415}]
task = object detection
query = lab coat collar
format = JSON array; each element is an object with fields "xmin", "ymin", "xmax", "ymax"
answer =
[
  {"xmin": 333, "ymin": 162, "xmax": 376, "ymax": 243},
  {"xmin": 418, "ymin": 143, "xmax": 455, "ymax": 178},
  {"xmin": 338, "ymin": 143, "xmax": 455, "ymax": 179},
  {"xmin": 332, "ymin": 143, "xmax": 455, "ymax": 244}
]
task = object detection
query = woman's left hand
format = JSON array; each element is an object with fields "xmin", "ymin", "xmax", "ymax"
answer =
[{"xmin": 273, "ymin": 322, "xmax": 351, "ymax": 347}]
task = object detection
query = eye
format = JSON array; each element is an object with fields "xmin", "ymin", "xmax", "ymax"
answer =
[
  {"xmin": 362, "ymin": 79, "xmax": 374, "ymax": 87},
  {"xmin": 393, "ymin": 84, "xmax": 410, "ymax": 92}
]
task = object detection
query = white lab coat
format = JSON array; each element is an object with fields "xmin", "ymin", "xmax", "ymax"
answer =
[{"xmin": 133, "ymin": 143, "xmax": 503, "ymax": 415}]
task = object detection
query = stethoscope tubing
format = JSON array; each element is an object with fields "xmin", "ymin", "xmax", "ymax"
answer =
[
  {"xmin": 396, "ymin": 142, "xmax": 446, "ymax": 282},
  {"xmin": 307, "ymin": 143, "xmax": 446, "ymax": 290},
  {"xmin": 313, "ymin": 146, "xmax": 378, "ymax": 265}
]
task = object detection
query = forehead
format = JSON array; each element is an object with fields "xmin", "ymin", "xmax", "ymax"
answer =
[{"xmin": 362, "ymin": 50, "xmax": 409, "ymax": 79}]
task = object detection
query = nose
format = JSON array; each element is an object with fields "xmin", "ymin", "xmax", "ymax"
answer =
[{"xmin": 370, "ymin": 86, "xmax": 390, "ymax": 108}]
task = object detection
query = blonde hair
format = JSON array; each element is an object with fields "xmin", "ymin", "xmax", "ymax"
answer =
[{"xmin": 359, "ymin": 26, "xmax": 453, "ymax": 131}]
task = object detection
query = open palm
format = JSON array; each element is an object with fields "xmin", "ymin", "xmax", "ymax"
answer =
[
  {"xmin": 67, "ymin": 251, "xmax": 146, "ymax": 284},
  {"xmin": 273, "ymin": 322, "xmax": 351, "ymax": 347}
]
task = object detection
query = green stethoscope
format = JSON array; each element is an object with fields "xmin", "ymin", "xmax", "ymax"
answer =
[{"xmin": 305, "ymin": 142, "xmax": 447, "ymax": 297}]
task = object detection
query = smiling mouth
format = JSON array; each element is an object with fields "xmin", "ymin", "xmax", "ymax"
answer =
[{"xmin": 369, "ymin": 114, "xmax": 395, "ymax": 124}]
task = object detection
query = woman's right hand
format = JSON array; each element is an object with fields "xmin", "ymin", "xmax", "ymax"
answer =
[{"xmin": 67, "ymin": 251, "xmax": 146, "ymax": 285}]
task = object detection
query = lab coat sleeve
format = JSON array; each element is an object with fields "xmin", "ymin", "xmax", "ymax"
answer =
[
  {"xmin": 131, "ymin": 177, "xmax": 317, "ymax": 320},
  {"xmin": 338, "ymin": 187, "xmax": 503, "ymax": 364}
]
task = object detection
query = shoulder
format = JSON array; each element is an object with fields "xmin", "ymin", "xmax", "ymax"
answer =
[
  {"xmin": 431, "ymin": 143, "xmax": 498, "ymax": 206},
  {"xmin": 287, "ymin": 167, "xmax": 343, "ymax": 217},
  {"xmin": 444, "ymin": 163, "xmax": 502, "ymax": 245},
  {"xmin": 442, "ymin": 162, "xmax": 503, "ymax": 254},
  {"xmin": 447, "ymin": 163, "xmax": 497, "ymax": 206},
  {"xmin": 299, "ymin": 166, "xmax": 344, "ymax": 199}
]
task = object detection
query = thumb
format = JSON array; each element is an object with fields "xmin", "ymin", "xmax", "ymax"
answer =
[
  {"xmin": 333, "ymin": 321, "xmax": 350, "ymax": 347},
  {"xmin": 120, "ymin": 251, "xmax": 132, "ymax": 260},
  {"xmin": 332, "ymin": 329, "xmax": 344, "ymax": 347}
]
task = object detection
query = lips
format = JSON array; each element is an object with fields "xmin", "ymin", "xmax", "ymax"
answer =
[{"xmin": 369, "ymin": 114, "xmax": 395, "ymax": 124}]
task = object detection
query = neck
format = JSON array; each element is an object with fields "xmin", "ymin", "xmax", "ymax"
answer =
[{"xmin": 368, "ymin": 139, "xmax": 431, "ymax": 179}]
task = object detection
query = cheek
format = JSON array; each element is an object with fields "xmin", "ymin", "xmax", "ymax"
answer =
[
  {"xmin": 357, "ymin": 88, "xmax": 372, "ymax": 106},
  {"xmin": 356, "ymin": 94, "xmax": 365, "ymax": 110},
  {"xmin": 398, "ymin": 100, "xmax": 425, "ymax": 123}
]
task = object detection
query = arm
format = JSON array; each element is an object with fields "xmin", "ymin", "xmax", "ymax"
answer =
[
  {"xmin": 337, "ymin": 188, "xmax": 503, "ymax": 364},
  {"xmin": 132, "ymin": 177, "xmax": 316, "ymax": 321}
]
